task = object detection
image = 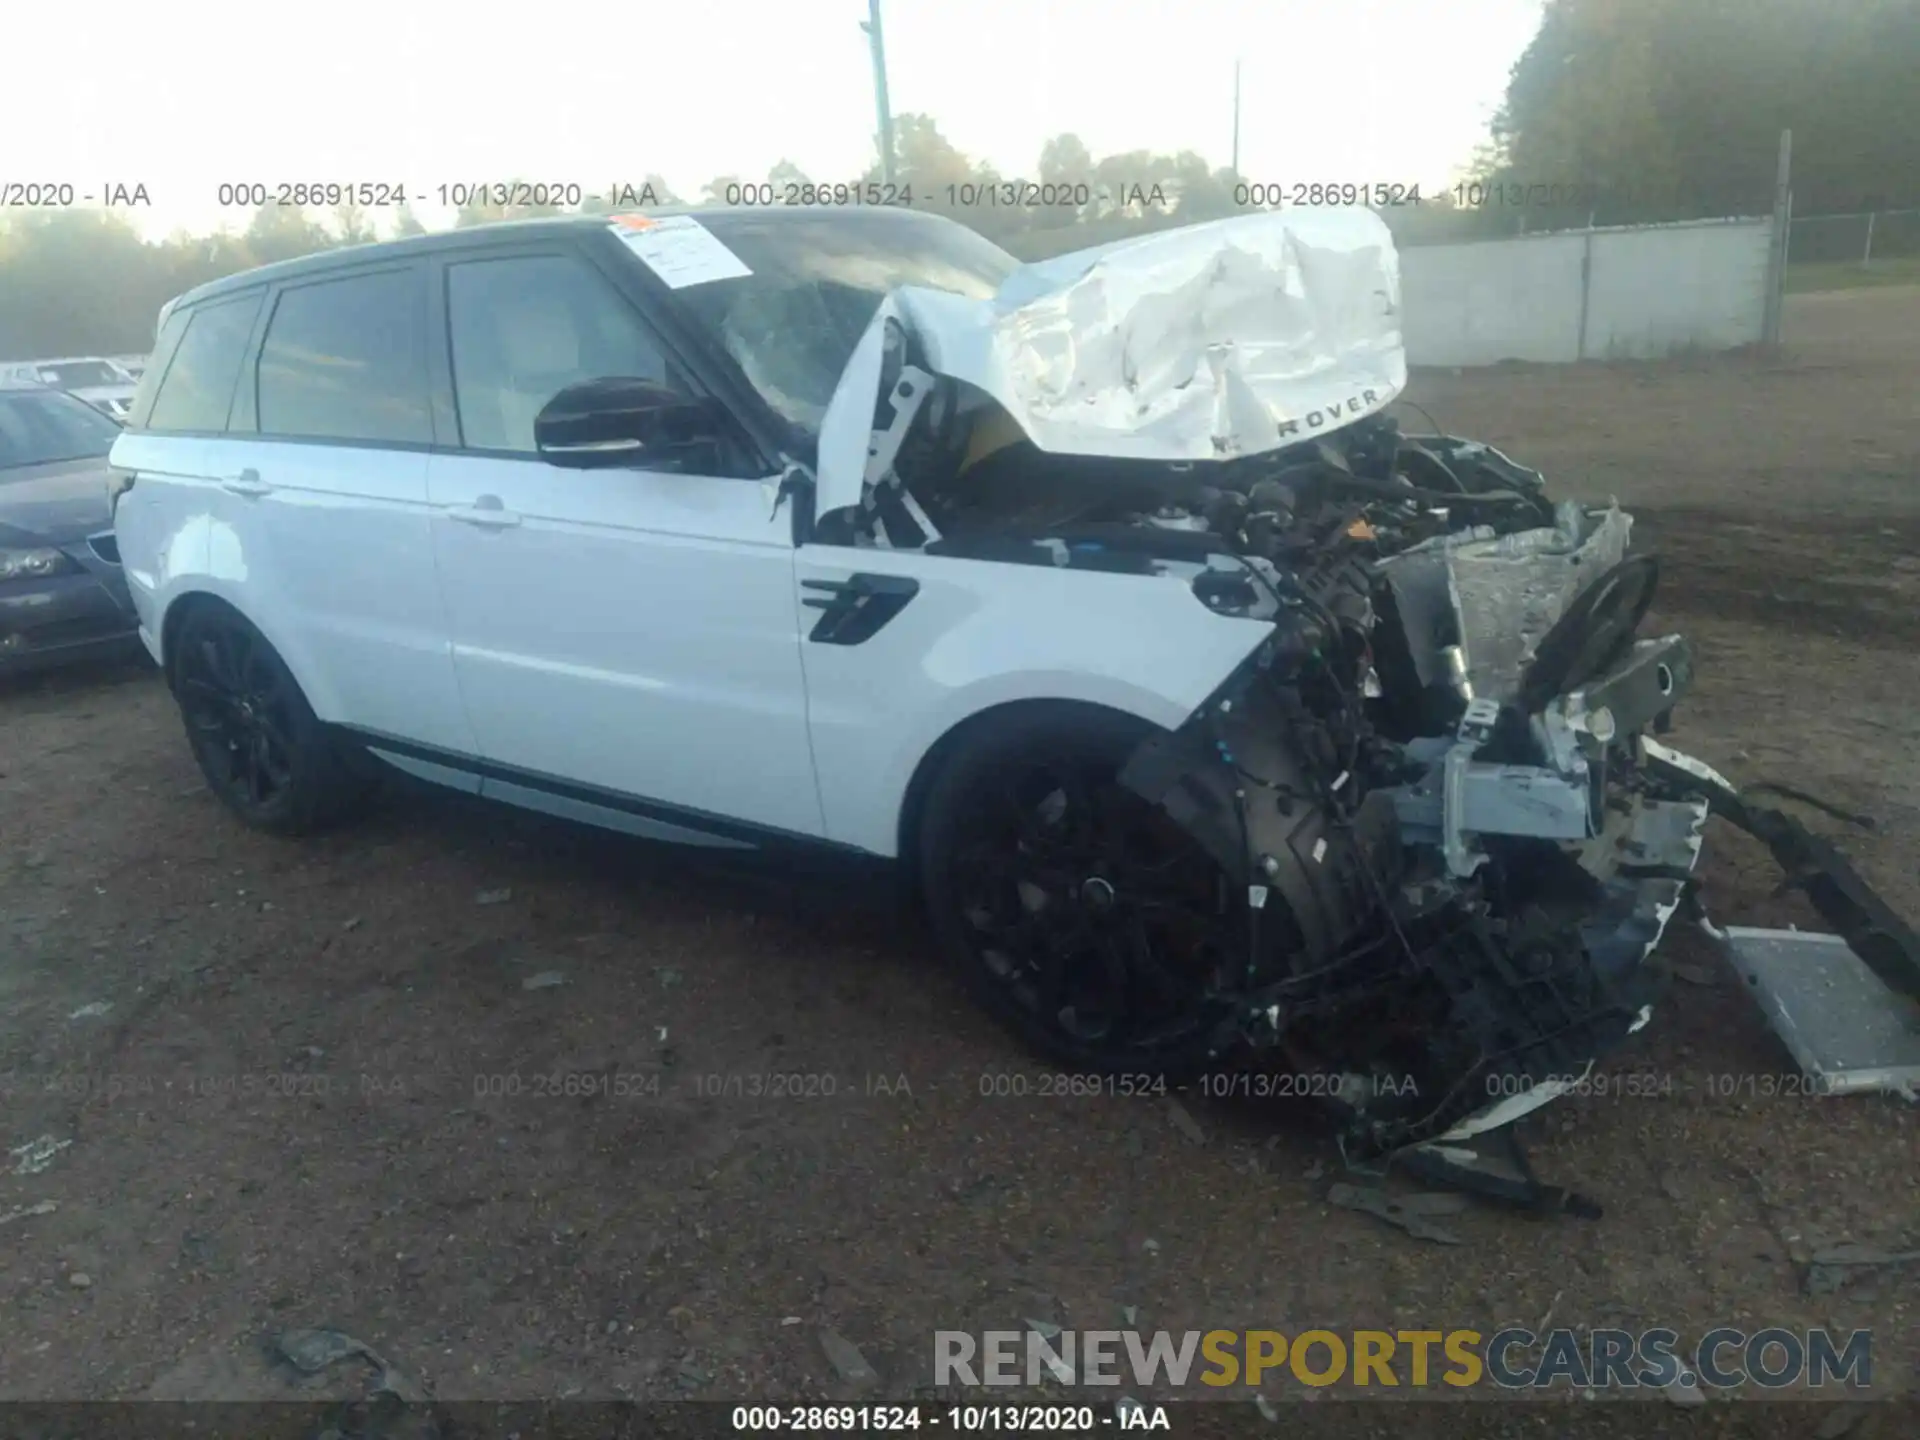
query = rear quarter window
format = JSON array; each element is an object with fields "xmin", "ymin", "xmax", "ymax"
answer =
[{"xmin": 144, "ymin": 292, "xmax": 264, "ymax": 433}]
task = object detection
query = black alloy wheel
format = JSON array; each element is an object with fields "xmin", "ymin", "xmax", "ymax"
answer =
[
  {"xmin": 171, "ymin": 604, "xmax": 369, "ymax": 835},
  {"xmin": 179, "ymin": 620, "xmax": 296, "ymax": 811},
  {"xmin": 920, "ymin": 707, "xmax": 1242, "ymax": 1078}
]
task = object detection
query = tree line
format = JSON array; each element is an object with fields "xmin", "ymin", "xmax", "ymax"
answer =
[{"xmin": 4, "ymin": 0, "xmax": 1915, "ymax": 361}]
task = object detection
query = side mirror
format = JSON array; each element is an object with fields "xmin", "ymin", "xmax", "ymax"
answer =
[{"xmin": 533, "ymin": 377, "xmax": 729, "ymax": 470}]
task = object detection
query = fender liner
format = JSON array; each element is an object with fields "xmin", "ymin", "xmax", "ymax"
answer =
[{"xmin": 1117, "ymin": 667, "xmax": 1398, "ymax": 969}]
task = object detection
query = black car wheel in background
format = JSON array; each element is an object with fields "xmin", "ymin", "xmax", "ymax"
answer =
[{"xmin": 0, "ymin": 381, "xmax": 144, "ymax": 676}]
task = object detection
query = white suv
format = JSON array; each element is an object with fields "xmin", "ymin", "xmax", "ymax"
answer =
[{"xmin": 111, "ymin": 206, "xmax": 1719, "ymax": 1150}]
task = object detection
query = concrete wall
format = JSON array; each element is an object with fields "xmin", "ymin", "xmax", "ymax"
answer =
[{"xmin": 1399, "ymin": 217, "xmax": 1773, "ymax": 366}]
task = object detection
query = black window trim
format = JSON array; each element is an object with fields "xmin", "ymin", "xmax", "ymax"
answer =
[
  {"xmin": 243, "ymin": 259, "xmax": 437, "ymax": 452},
  {"xmin": 136, "ymin": 287, "xmax": 268, "ymax": 437},
  {"xmin": 128, "ymin": 229, "xmax": 801, "ymax": 473}
]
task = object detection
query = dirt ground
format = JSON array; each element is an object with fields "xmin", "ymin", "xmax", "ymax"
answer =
[{"xmin": 1, "ymin": 288, "xmax": 1916, "ymax": 1416}]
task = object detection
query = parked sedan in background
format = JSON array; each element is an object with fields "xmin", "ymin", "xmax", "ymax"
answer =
[
  {"xmin": 0, "ymin": 379, "xmax": 140, "ymax": 674},
  {"xmin": 0, "ymin": 357, "xmax": 140, "ymax": 420}
]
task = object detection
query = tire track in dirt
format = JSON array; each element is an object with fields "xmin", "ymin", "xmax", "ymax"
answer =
[{"xmin": 1634, "ymin": 505, "xmax": 1920, "ymax": 647}]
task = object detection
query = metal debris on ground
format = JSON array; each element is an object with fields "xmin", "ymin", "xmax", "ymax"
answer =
[
  {"xmin": 521, "ymin": 971, "xmax": 567, "ymax": 991},
  {"xmin": 1814, "ymin": 1402, "xmax": 1874, "ymax": 1439},
  {"xmin": 67, "ymin": 1272, "xmax": 92, "ymax": 1289},
  {"xmin": 818, "ymin": 1328, "xmax": 879, "ymax": 1388},
  {"xmin": 9, "ymin": 1135, "xmax": 71, "ymax": 1176},
  {"xmin": 0, "ymin": 1200, "xmax": 58, "ymax": 1227},
  {"xmin": 474, "ymin": 888, "xmax": 512, "ymax": 905},
  {"xmin": 1254, "ymin": 1394, "xmax": 1281, "ymax": 1423},
  {"xmin": 1664, "ymin": 1368, "xmax": 1707, "ymax": 1407},
  {"xmin": 1327, "ymin": 1182, "xmax": 1469, "ymax": 1245},
  {"xmin": 1166, "ymin": 1098, "xmax": 1206, "ymax": 1145},
  {"xmin": 1534, "ymin": 1289, "xmax": 1564, "ymax": 1333},
  {"xmin": 1804, "ymin": 1243, "xmax": 1920, "ymax": 1297},
  {"xmin": 274, "ymin": 1327, "xmax": 428, "ymax": 1402},
  {"xmin": 277, "ymin": 1327, "xmax": 376, "ymax": 1373},
  {"xmin": 1717, "ymin": 927, "xmax": 1920, "ymax": 1097},
  {"xmin": 67, "ymin": 1002, "xmax": 110, "ymax": 1020}
]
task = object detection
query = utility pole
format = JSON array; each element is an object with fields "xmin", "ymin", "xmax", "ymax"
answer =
[
  {"xmin": 1231, "ymin": 59, "xmax": 1242, "ymax": 178},
  {"xmin": 1762, "ymin": 127, "xmax": 1792, "ymax": 346},
  {"xmin": 861, "ymin": 0, "xmax": 897, "ymax": 186}
]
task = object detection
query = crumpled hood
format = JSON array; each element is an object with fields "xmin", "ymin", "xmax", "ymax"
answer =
[{"xmin": 816, "ymin": 207, "xmax": 1408, "ymax": 515}]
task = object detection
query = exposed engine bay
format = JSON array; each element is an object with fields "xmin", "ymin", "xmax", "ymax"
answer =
[
  {"xmin": 822, "ymin": 366, "xmax": 1715, "ymax": 1188},
  {"xmin": 804, "ymin": 210, "xmax": 1920, "ymax": 1213}
]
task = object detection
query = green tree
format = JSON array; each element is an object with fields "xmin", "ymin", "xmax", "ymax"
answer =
[
  {"xmin": 242, "ymin": 204, "xmax": 334, "ymax": 265},
  {"xmin": 454, "ymin": 180, "xmax": 565, "ymax": 229},
  {"xmin": 331, "ymin": 200, "xmax": 377, "ymax": 246},
  {"xmin": 767, "ymin": 159, "xmax": 812, "ymax": 192},
  {"xmin": 1489, "ymin": 0, "xmax": 1920, "ymax": 228}
]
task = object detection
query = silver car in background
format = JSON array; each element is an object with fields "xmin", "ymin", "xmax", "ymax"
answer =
[{"xmin": 0, "ymin": 357, "xmax": 141, "ymax": 420}]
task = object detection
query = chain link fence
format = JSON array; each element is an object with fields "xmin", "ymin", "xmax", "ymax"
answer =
[{"xmin": 1787, "ymin": 208, "xmax": 1920, "ymax": 265}]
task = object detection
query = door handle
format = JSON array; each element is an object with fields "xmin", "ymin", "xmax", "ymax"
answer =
[
  {"xmin": 447, "ymin": 496, "xmax": 521, "ymax": 529},
  {"xmin": 221, "ymin": 469, "xmax": 270, "ymax": 498}
]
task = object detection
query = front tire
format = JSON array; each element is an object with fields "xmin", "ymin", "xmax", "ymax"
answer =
[
  {"xmin": 917, "ymin": 705, "xmax": 1244, "ymax": 1080},
  {"xmin": 170, "ymin": 604, "xmax": 370, "ymax": 836}
]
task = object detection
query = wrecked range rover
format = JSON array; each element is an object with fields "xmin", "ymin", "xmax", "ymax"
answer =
[{"xmin": 786, "ymin": 205, "xmax": 1919, "ymax": 1209}]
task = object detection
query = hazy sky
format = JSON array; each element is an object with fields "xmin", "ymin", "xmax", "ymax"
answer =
[{"xmin": 14, "ymin": 0, "xmax": 1543, "ymax": 239}]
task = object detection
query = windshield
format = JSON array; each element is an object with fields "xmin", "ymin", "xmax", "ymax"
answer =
[
  {"xmin": 673, "ymin": 212, "xmax": 1018, "ymax": 436},
  {"xmin": 40, "ymin": 361, "xmax": 127, "ymax": 389},
  {"xmin": 0, "ymin": 387, "xmax": 122, "ymax": 469}
]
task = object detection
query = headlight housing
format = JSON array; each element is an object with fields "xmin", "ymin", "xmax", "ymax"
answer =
[{"xmin": 0, "ymin": 547, "xmax": 76, "ymax": 581}]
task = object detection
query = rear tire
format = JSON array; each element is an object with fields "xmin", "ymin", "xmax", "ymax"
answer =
[
  {"xmin": 169, "ymin": 603, "xmax": 371, "ymax": 836},
  {"xmin": 916, "ymin": 704, "xmax": 1243, "ymax": 1081}
]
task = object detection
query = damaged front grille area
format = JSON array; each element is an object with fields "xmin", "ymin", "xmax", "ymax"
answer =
[
  {"xmin": 825, "ymin": 310, "xmax": 1917, "ymax": 1202},
  {"xmin": 804, "ymin": 210, "xmax": 1920, "ymax": 1214},
  {"xmin": 1021, "ymin": 415, "xmax": 1720, "ymax": 1179}
]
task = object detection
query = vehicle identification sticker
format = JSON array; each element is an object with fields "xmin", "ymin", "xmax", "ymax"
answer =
[{"xmin": 607, "ymin": 214, "xmax": 751, "ymax": 289}]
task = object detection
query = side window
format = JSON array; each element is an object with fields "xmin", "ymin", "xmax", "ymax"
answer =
[
  {"xmin": 257, "ymin": 268, "xmax": 431, "ymax": 445},
  {"xmin": 446, "ymin": 253, "xmax": 681, "ymax": 454},
  {"xmin": 145, "ymin": 293, "xmax": 262, "ymax": 433}
]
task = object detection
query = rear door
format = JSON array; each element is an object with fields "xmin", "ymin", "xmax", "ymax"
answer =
[
  {"xmin": 422, "ymin": 240, "xmax": 824, "ymax": 840},
  {"xmin": 111, "ymin": 290, "xmax": 262, "ymax": 650},
  {"xmin": 205, "ymin": 262, "xmax": 476, "ymax": 760}
]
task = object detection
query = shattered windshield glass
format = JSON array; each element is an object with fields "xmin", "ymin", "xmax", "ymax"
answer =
[{"xmin": 674, "ymin": 212, "xmax": 1017, "ymax": 436}]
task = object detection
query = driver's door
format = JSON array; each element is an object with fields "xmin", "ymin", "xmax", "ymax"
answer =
[{"xmin": 422, "ymin": 244, "xmax": 825, "ymax": 842}]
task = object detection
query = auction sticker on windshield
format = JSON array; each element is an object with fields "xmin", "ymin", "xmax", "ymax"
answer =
[{"xmin": 608, "ymin": 214, "xmax": 751, "ymax": 289}]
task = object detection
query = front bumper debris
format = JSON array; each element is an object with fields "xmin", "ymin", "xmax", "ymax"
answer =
[{"xmin": 1715, "ymin": 928, "xmax": 1920, "ymax": 1098}]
